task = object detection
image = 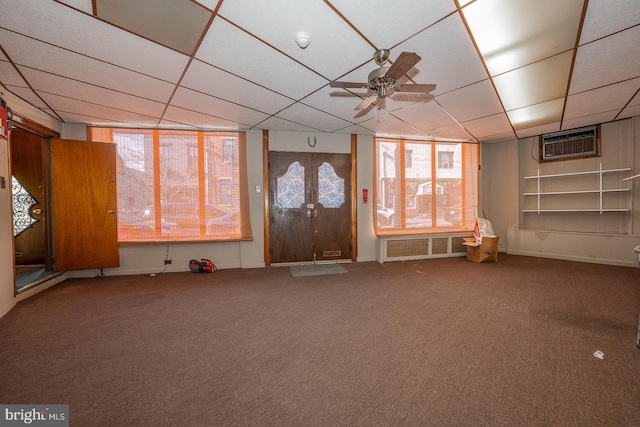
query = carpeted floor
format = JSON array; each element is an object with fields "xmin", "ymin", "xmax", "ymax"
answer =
[{"xmin": 1, "ymin": 254, "xmax": 639, "ymax": 426}]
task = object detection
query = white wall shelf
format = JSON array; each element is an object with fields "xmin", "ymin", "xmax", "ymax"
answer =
[{"xmin": 523, "ymin": 163, "xmax": 632, "ymax": 214}]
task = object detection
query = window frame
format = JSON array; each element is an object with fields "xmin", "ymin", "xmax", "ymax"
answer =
[
  {"xmin": 374, "ymin": 137, "xmax": 479, "ymax": 236},
  {"xmin": 89, "ymin": 127, "xmax": 252, "ymax": 244}
]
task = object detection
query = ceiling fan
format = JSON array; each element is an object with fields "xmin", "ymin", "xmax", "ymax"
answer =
[{"xmin": 330, "ymin": 49, "xmax": 436, "ymax": 111}]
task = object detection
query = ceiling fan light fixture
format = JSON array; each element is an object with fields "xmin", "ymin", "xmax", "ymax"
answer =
[{"xmin": 295, "ymin": 32, "xmax": 311, "ymax": 49}]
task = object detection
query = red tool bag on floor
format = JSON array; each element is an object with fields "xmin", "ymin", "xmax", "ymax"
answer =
[{"xmin": 189, "ymin": 259, "xmax": 216, "ymax": 273}]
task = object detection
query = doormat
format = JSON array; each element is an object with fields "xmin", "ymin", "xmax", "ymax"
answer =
[{"xmin": 290, "ymin": 263, "xmax": 347, "ymax": 277}]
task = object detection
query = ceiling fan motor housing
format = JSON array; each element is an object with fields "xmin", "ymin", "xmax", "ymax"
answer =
[{"xmin": 368, "ymin": 66, "xmax": 395, "ymax": 98}]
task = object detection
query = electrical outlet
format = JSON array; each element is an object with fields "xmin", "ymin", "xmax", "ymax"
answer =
[{"xmin": 164, "ymin": 260, "xmax": 172, "ymax": 265}]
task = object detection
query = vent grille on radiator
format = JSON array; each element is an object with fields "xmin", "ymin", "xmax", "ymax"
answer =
[
  {"xmin": 381, "ymin": 234, "xmax": 473, "ymax": 263},
  {"xmin": 387, "ymin": 239, "xmax": 428, "ymax": 258}
]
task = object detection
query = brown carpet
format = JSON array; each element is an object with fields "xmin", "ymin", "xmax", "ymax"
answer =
[{"xmin": 1, "ymin": 254, "xmax": 639, "ymax": 426}]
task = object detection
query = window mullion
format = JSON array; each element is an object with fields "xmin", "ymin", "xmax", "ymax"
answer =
[
  {"xmin": 198, "ymin": 132, "xmax": 206, "ymax": 235},
  {"xmin": 152, "ymin": 129, "xmax": 162, "ymax": 234}
]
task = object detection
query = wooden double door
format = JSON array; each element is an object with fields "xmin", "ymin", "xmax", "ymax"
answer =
[{"xmin": 269, "ymin": 152, "xmax": 352, "ymax": 264}]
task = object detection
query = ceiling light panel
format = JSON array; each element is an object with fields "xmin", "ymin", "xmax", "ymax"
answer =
[
  {"xmin": 507, "ymin": 98, "xmax": 564, "ymax": 130},
  {"xmin": 462, "ymin": 0, "xmax": 584, "ymax": 76},
  {"xmin": 493, "ymin": 50, "xmax": 573, "ymax": 111},
  {"xmin": 95, "ymin": 0, "xmax": 212, "ymax": 56},
  {"xmin": 218, "ymin": 0, "xmax": 373, "ymax": 80}
]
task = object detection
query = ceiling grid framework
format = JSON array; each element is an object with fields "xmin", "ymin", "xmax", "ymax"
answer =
[{"xmin": 0, "ymin": 0, "xmax": 637, "ymax": 143}]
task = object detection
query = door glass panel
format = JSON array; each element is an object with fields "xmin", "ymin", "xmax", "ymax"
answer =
[
  {"xmin": 12, "ymin": 175, "xmax": 38, "ymax": 236},
  {"xmin": 277, "ymin": 161, "xmax": 305, "ymax": 208},
  {"xmin": 318, "ymin": 162, "xmax": 344, "ymax": 208}
]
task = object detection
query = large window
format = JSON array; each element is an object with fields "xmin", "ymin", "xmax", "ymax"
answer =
[
  {"xmin": 90, "ymin": 128, "xmax": 252, "ymax": 243},
  {"xmin": 375, "ymin": 138, "xmax": 479, "ymax": 235}
]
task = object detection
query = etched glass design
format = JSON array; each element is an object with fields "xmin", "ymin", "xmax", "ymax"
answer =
[
  {"xmin": 318, "ymin": 162, "xmax": 344, "ymax": 208},
  {"xmin": 12, "ymin": 176, "xmax": 38, "ymax": 236},
  {"xmin": 277, "ymin": 161, "xmax": 305, "ymax": 208}
]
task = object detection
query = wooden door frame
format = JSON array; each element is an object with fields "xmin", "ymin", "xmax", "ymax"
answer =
[
  {"xmin": 9, "ymin": 114, "xmax": 59, "ymax": 294},
  {"xmin": 8, "ymin": 113, "xmax": 60, "ymax": 272},
  {"xmin": 262, "ymin": 132, "xmax": 358, "ymax": 266}
]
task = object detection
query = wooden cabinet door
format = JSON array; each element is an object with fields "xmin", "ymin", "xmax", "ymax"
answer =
[{"xmin": 52, "ymin": 139, "xmax": 119, "ymax": 271}]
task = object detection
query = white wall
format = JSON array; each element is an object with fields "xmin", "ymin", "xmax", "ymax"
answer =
[{"xmin": 489, "ymin": 118, "xmax": 640, "ymax": 266}]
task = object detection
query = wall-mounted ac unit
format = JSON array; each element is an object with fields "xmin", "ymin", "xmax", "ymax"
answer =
[{"xmin": 540, "ymin": 125, "xmax": 600, "ymax": 162}]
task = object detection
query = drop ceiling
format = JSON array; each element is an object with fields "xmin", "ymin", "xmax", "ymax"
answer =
[{"xmin": 0, "ymin": 0, "xmax": 638, "ymax": 142}]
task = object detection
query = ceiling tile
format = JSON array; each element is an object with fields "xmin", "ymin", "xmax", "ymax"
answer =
[
  {"xmin": 580, "ymin": 0, "xmax": 640, "ymax": 45},
  {"xmin": 5, "ymin": 86, "xmax": 49, "ymax": 110},
  {"xmin": 170, "ymin": 87, "xmax": 270, "ymax": 127},
  {"xmin": 301, "ymin": 85, "xmax": 388, "ymax": 125},
  {"xmin": 20, "ymin": 67, "xmax": 167, "ymax": 118},
  {"xmin": 393, "ymin": 101, "xmax": 457, "ymax": 133},
  {"xmin": 515, "ymin": 122, "xmax": 561, "ymax": 139},
  {"xmin": 570, "ymin": 25, "xmax": 640, "ymax": 94},
  {"xmin": 462, "ymin": 0, "xmax": 584, "ymax": 75},
  {"xmin": 0, "ymin": 58, "xmax": 29, "ymax": 88},
  {"xmin": 255, "ymin": 116, "xmax": 321, "ymax": 133},
  {"xmin": 3, "ymin": 30, "xmax": 176, "ymax": 102},
  {"xmin": 564, "ymin": 78, "xmax": 640, "ymax": 121},
  {"xmin": 562, "ymin": 112, "xmax": 621, "ymax": 131},
  {"xmin": 181, "ymin": 60, "xmax": 294, "ymax": 114},
  {"xmin": 436, "ymin": 79, "xmax": 503, "ymax": 122},
  {"xmin": 392, "ymin": 13, "xmax": 487, "ymax": 95},
  {"xmin": 39, "ymin": 92, "xmax": 162, "ymax": 124},
  {"xmin": 162, "ymin": 105, "xmax": 250, "ymax": 130},
  {"xmin": 0, "ymin": 0, "xmax": 189, "ymax": 82},
  {"xmin": 195, "ymin": 18, "xmax": 329, "ymax": 100},
  {"xmin": 55, "ymin": 0, "xmax": 93, "ymax": 14},
  {"xmin": 95, "ymin": 0, "xmax": 212, "ymax": 56},
  {"xmin": 617, "ymin": 90, "xmax": 640, "ymax": 120},
  {"xmin": 275, "ymin": 103, "xmax": 353, "ymax": 133},
  {"xmin": 328, "ymin": 0, "xmax": 456, "ymax": 50},
  {"xmin": 42, "ymin": 105, "xmax": 161, "ymax": 127},
  {"xmin": 218, "ymin": 0, "xmax": 373, "ymax": 80},
  {"xmin": 358, "ymin": 113, "xmax": 427, "ymax": 139},
  {"xmin": 462, "ymin": 113, "xmax": 514, "ymax": 140},
  {"xmin": 428, "ymin": 123, "xmax": 474, "ymax": 141}
]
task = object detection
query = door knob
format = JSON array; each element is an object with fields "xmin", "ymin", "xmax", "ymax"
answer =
[{"xmin": 32, "ymin": 208, "xmax": 42, "ymax": 215}]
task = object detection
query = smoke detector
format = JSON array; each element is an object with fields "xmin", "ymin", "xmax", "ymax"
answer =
[{"xmin": 295, "ymin": 32, "xmax": 311, "ymax": 49}]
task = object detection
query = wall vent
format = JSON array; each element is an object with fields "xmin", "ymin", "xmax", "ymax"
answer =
[{"xmin": 540, "ymin": 125, "xmax": 599, "ymax": 162}]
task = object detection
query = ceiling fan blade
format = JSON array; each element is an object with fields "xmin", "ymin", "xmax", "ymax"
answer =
[
  {"xmin": 395, "ymin": 83, "xmax": 436, "ymax": 94},
  {"xmin": 355, "ymin": 94, "xmax": 377, "ymax": 110},
  {"xmin": 330, "ymin": 81, "xmax": 368, "ymax": 89},
  {"xmin": 385, "ymin": 52, "xmax": 421, "ymax": 80}
]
